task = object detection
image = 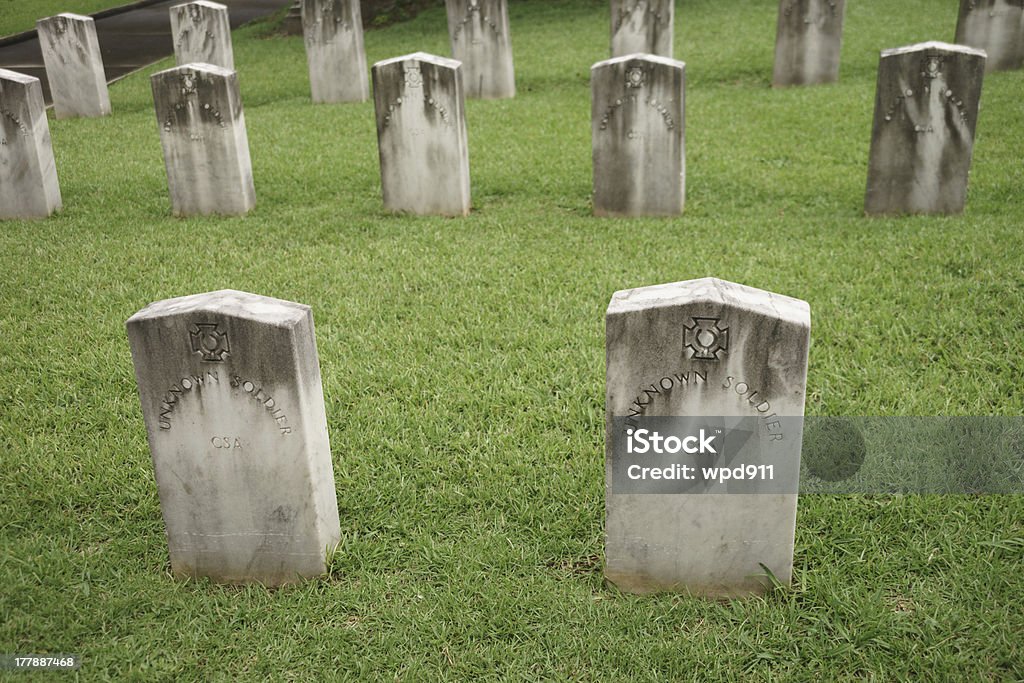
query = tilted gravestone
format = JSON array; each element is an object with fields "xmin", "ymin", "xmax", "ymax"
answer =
[
  {"xmin": 127, "ymin": 290, "xmax": 342, "ymax": 586},
  {"xmin": 170, "ymin": 1, "xmax": 235, "ymax": 71},
  {"xmin": 151, "ymin": 63, "xmax": 255, "ymax": 217},
  {"xmin": 610, "ymin": 0, "xmax": 674, "ymax": 58},
  {"xmin": 0, "ymin": 69, "xmax": 62, "ymax": 220},
  {"xmin": 372, "ymin": 52, "xmax": 471, "ymax": 216},
  {"xmin": 592, "ymin": 53, "xmax": 685, "ymax": 217},
  {"xmin": 301, "ymin": 0, "xmax": 369, "ymax": 104},
  {"xmin": 36, "ymin": 13, "xmax": 111, "ymax": 119},
  {"xmin": 605, "ymin": 277, "xmax": 811, "ymax": 597},
  {"xmin": 445, "ymin": 0, "xmax": 515, "ymax": 99},
  {"xmin": 955, "ymin": 0, "xmax": 1024, "ymax": 72},
  {"xmin": 865, "ymin": 42, "xmax": 986, "ymax": 216},
  {"xmin": 772, "ymin": 0, "xmax": 846, "ymax": 87}
]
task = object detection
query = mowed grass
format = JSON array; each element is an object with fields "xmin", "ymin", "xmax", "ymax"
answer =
[
  {"xmin": 0, "ymin": 0, "xmax": 135, "ymax": 37},
  {"xmin": 2, "ymin": 0, "xmax": 1023, "ymax": 679}
]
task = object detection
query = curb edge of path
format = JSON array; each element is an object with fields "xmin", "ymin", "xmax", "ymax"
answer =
[{"xmin": 0, "ymin": 0, "xmax": 172, "ymax": 48}]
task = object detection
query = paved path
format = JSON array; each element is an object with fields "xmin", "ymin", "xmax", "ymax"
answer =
[{"xmin": 0, "ymin": 0, "xmax": 292, "ymax": 104}]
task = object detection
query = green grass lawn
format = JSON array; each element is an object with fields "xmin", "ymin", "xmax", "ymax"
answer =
[
  {"xmin": 2, "ymin": 0, "xmax": 1023, "ymax": 678},
  {"xmin": 0, "ymin": 0, "xmax": 137, "ymax": 37}
]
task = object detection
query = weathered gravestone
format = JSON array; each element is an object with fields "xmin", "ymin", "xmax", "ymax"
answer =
[
  {"xmin": 772, "ymin": 0, "xmax": 846, "ymax": 87},
  {"xmin": 151, "ymin": 63, "xmax": 255, "ymax": 216},
  {"xmin": 605, "ymin": 277, "xmax": 811, "ymax": 597},
  {"xmin": 610, "ymin": 0, "xmax": 674, "ymax": 58},
  {"xmin": 170, "ymin": 1, "xmax": 235, "ymax": 71},
  {"xmin": 301, "ymin": 0, "xmax": 369, "ymax": 104},
  {"xmin": 126, "ymin": 290, "xmax": 342, "ymax": 586},
  {"xmin": 36, "ymin": 13, "xmax": 111, "ymax": 119},
  {"xmin": 955, "ymin": 0, "xmax": 1024, "ymax": 72},
  {"xmin": 0, "ymin": 70, "xmax": 62, "ymax": 220},
  {"xmin": 864, "ymin": 42, "xmax": 986, "ymax": 216},
  {"xmin": 592, "ymin": 53, "xmax": 685, "ymax": 217},
  {"xmin": 445, "ymin": 0, "xmax": 515, "ymax": 99},
  {"xmin": 372, "ymin": 52, "xmax": 471, "ymax": 216}
]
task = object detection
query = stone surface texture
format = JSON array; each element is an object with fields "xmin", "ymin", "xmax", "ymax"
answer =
[
  {"xmin": 35, "ymin": 13, "xmax": 111, "ymax": 119},
  {"xmin": 610, "ymin": 0, "xmax": 674, "ymax": 58},
  {"xmin": 126, "ymin": 290, "xmax": 341, "ymax": 586},
  {"xmin": 0, "ymin": 69, "xmax": 61, "ymax": 219},
  {"xmin": 592, "ymin": 53, "xmax": 685, "ymax": 217},
  {"xmin": 301, "ymin": 0, "xmax": 369, "ymax": 103},
  {"xmin": 445, "ymin": 0, "xmax": 515, "ymax": 99},
  {"xmin": 605, "ymin": 277, "xmax": 811, "ymax": 597},
  {"xmin": 772, "ymin": 0, "xmax": 846, "ymax": 87},
  {"xmin": 170, "ymin": 1, "xmax": 235, "ymax": 71},
  {"xmin": 151, "ymin": 63, "xmax": 255, "ymax": 216},
  {"xmin": 372, "ymin": 52, "xmax": 470, "ymax": 216},
  {"xmin": 955, "ymin": 0, "xmax": 1024, "ymax": 72},
  {"xmin": 865, "ymin": 41, "xmax": 986, "ymax": 216}
]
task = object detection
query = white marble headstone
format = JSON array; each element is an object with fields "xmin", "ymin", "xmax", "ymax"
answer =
[
  {"xmin": 772, "ymin": 0, "xmax": 846, "ymax": 87},
  {"xmin": 301, "ymin": 0, "xmax": 369, "ymax": 104},
  {"xmin": 610, "ymin": 0, "xmax": 674, "ymax": 58},
  {"xmin": 955, "ymin": 0, "xmax": 1024, "ymax": 72},
  {"xmin": 127, "ymin": 290, "xmax": 342, "ymax": 586},
  {"xmin": 606, "ymin": 278, "xmax": 811, "ymax": 597},
  {"xmin": 372, "ymin": 52, "xmax": 471, "ymax": 216},
  {"xmin": 0, "ymin": 69, "xmax": 62, "ymax": 220},
  {"xmin": 865, "ymin": 42, "xmax": 986, "ymax": 216},
  {"xmin": 36, "ymin": 13, "xmax": 111, "ymax": 119},
  {"xmin": 170, "ymin": 1, "xmax": 235, "ymax": 71},
  {"xmin": 445, "ymin": 0, "xmax": 515, "ymax": 99},
  {"xmin": 592, "ymin": 53, "xmax": 685, "ymax": 217},
  {"xmin": 151, "ymin": 63, "xmax": 255, "ymax": 217},
  {"xmin": 954, "ymin": 0, "xmax": 1019, "ymax": 71}
]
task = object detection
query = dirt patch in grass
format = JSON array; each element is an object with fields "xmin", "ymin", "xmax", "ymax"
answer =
[{"xmin": 364, "ymin": 0, "xmax": 443, "ymax": 29}]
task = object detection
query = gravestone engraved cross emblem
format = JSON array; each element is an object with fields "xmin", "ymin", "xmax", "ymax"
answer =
[
  {"xmin": 190, "ymin": 322, "xmax": 229, "ymax": 361},
  {"xmin": 684, "ymin": 317, "xmax": 729, "ymax": 360}
]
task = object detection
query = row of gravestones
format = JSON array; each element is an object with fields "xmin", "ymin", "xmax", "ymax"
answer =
[
  {"xmin": 775, "ymin": 0, "xmax": 1023, "ymax": 84},
  {"xmin": 18, "ymin": 0, "xmax": 1022, "ymax": 116},
  {"xmin": 4, "ymin": 2, "xmax": 1014, "ymax": 596},
  {"xmin": 0, "ymin": 2, "xmax": 240, "ymax": 219},
  {"xmin": 126, "ymin": 276, "xmax": 808, "ymax": 598},
  {"xmin": 301, "ymin": 0, "xmax": 514, "ymax": 103},
  {"xmin": 2, "ymin": 0, "xmax": 1016, "ymax": 222},
  {"xmin": 315, "ymin": 0, "xmax": 1005, "ymax": 217},
  {"xmin": 301, "ymin": 0, "xmax": 1024, "ymax": 92}
]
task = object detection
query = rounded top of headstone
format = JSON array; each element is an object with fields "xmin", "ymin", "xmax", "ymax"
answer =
[
  {"xmin": 127, "ymin": 290, "xmax": 310, "ymax": 328},
  {"xmin": 881, "ymin": 41, "xmax": 987, "ymax": 59},
  {"xmin": 373, "ymin": 52, "xmax": 462, "ymax": 71},
  {"xmin": 0, "ymin": 68, "xmax": 40, "ymax": 85},
  {"xmin": 152, "ymin": 62, "xmax": 236, "ymax": 80},
  {"xmin": 51, "ymin": 13, "xmax": 94, "ymax": 22},
  {"xmin": 607, "ymin": 277, "xmax": 809, "ymax": 326},
  {"xmin": 170, "ymin": 0, "xmax": 229, "ymax": 10},
  {"xmin": 592, "ymin": 52, "xmax": 686, "ymax": 71}
]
